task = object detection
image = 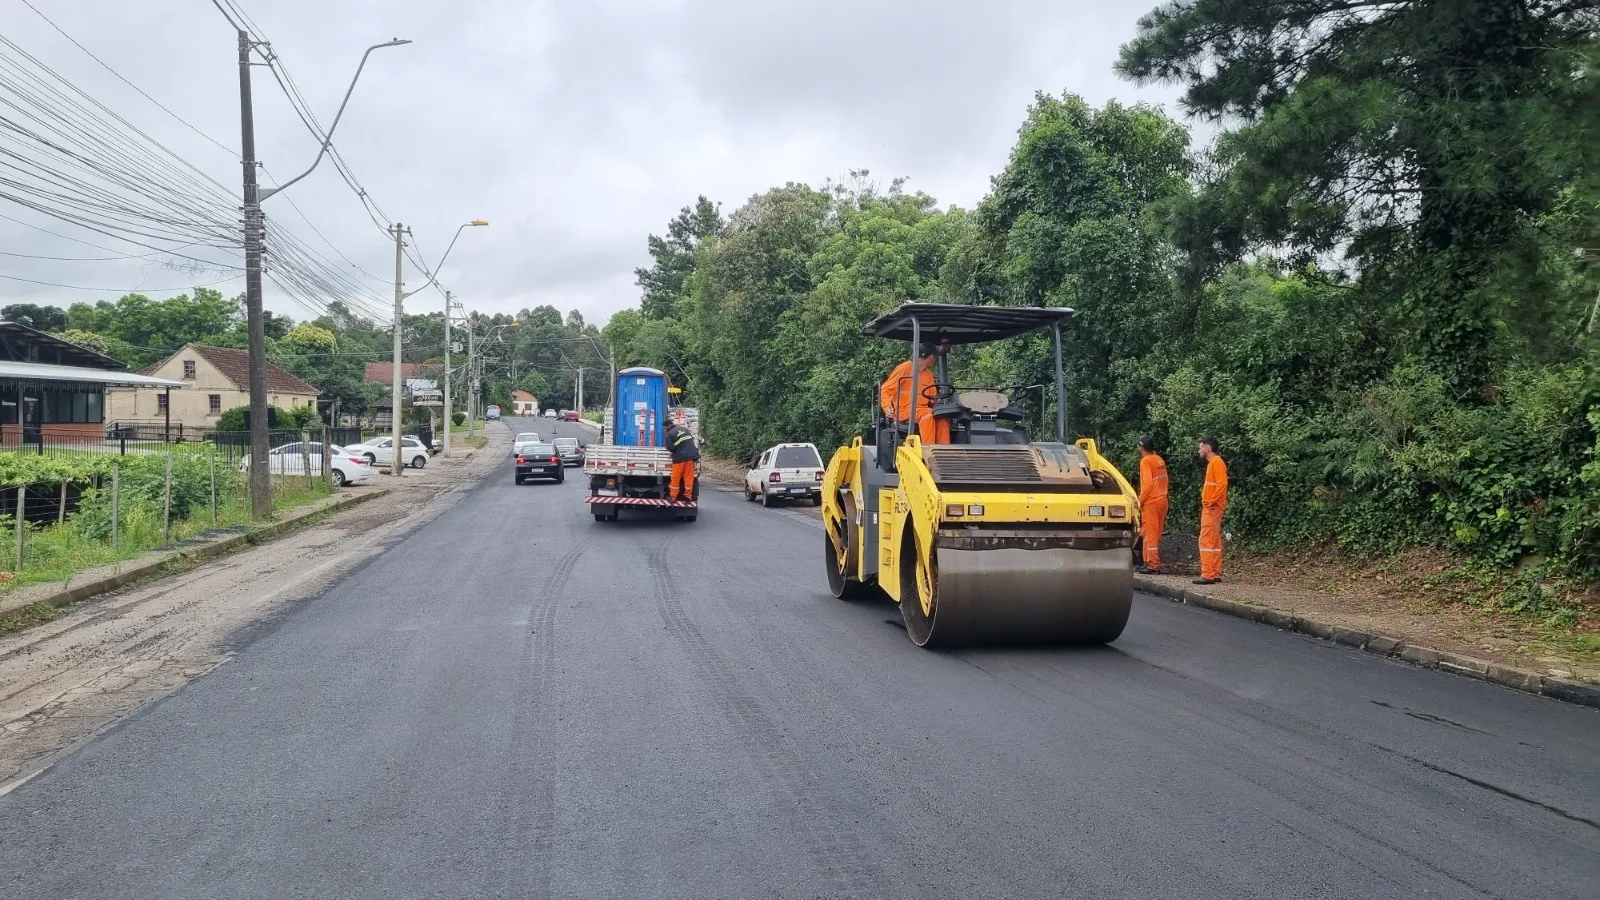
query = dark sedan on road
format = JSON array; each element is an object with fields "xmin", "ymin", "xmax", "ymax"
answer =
[
  {"xmin": 514, "ymin": 443, "xmax": 564, "ymax": 484},
  {"xmin": 552, "ymin": 437, "xmax": 584, "ymax": 467}
]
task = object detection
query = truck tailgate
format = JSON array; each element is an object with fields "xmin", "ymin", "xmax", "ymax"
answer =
[{"xmin": 584, "ymin": 446, "xmax": 674, "ymax": 476}]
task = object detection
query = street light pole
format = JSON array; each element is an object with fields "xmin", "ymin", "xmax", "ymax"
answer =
[
  {"xmin": 443, "ymin": 290, "xmax": 454, "ymax": 455},
  {"xmin": 231, "ymin": 32, "xmax": 409, "ymax": 516},
  {"xmin": 390, "ymin": 222, "xmax": 407, "ymax": 477},
  {"xmin": 386, "ymin": 220, "xmax": 487, "ymax": 476}
]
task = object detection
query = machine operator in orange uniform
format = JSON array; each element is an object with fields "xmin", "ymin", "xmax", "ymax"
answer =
[
  {"xmin": 880, "ymin": 350, "xmax": 951, "ymax": 445},
  {"xmin": 1135, "ymin": 435, "xmax": 1168, "ymax": 575},
  {"xmin": 1195, "ymin": 436, "xmax": 1228, "ymax": 584}
]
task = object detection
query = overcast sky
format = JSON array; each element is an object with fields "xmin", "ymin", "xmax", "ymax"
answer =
[{"xmin": 0, "ymin": 0, "xmax": 1186, "ymax": 329}]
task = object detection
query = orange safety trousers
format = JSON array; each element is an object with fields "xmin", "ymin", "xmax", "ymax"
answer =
[
  {"xmin": 915, "ymin": 409, "xmax": 951, "ymax": 445},
  {"xmin": 1140, "ymin": 498, "xmax": 1167, "ymax": 570},
  {"xmin": 1199, "ymin": 504, "xmax": 1224, "ymax": 580},
  {"xmin": 669, "ymin": 460, "xmax": 696, "ymax": 500}
]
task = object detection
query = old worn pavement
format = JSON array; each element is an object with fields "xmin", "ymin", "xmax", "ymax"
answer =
[{"xmin": 0, "ymin": 417, "xmax": 1595, "ymax": 899}]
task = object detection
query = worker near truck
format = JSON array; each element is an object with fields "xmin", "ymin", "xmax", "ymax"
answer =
[
  {"xmin": 1135, "ymin": 435, "xmax": 1168, "ymax": 575},
  {"xmin": 879, "ymin": 347, "xmax": 951, "ymax": 445},
  {"xmin": 1195, "ymin": 436, "xmax": 1228, "ymax": 585},
  {"xmin": 665, "ymin": 420, "xmax": 700, "ymax": 502}
]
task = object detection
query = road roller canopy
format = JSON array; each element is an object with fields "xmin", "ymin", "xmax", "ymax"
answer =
[{"xmin": 862, "ymin": 303, "xmax": 1075, "ymax": 345}]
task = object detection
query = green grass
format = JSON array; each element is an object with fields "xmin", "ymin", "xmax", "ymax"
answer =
[{"xmin": 0, "ymin": 479, "xmax": 335, "ymax": 596}]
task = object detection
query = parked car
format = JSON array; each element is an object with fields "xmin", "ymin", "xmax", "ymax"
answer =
[
  {"xmin": 512, "ymin": 432, "xmax": 543, "ymax": 455},
  {"xmin": 563, "ymin": 410, "xmax": 581, "ymax": 422},
  {"xmin": 485, "ymin": 405, "xmax": 501, "ymax": 421},
  {"xmin": 543, "ymin": 408, "xmax": 557, "ymax": 419},
  {"xmin": 240, "ymin": 442, "xmax": 375, "ymax": 487},
  {"xmin": 514, "ymin": 442, "xmax": 564, "ymax": 484},
  {"xmin": 344, "ymin": 435, "xmax": 431, "ymax": 470},
  {"xmin": 745, "ymin": 442, "xmax": 826, "ymax": 506},
  {"xmin": 551, "ymin": 436, "xmax": 584, "ymax": 466}
]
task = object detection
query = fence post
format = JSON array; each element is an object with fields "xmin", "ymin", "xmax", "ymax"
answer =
[
  {"xmin": 210, "ymin": 451, "xmax": 217, "ymax": 524},
  {"xmin": 58, "ymin": 481, "xmax": 67, "ymax": 526},
  {"xmin": 15, "ymin": 486, "xmax": 25, "ymax": 573},
  {"xmin": 321, "ymin": 427, "xmax": 333, "ymax": 492},
  {"xmin": 111, "ymin": 462, "xmax": 120, "ymax": 551},
  {"xmin": 301, "ymin": 429, "xmax": 313, "ymax": 493},
  {"xmin": 163, "ymin": 452, "xmax": 172, "ymax": 542}
]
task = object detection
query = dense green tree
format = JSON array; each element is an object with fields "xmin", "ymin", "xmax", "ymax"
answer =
[
  {"xmin": 1116, "ymin": 0, "xmax": 1598, "ymax": 393},
  {"xmin": 65, "ymin": 288, "xmax": 240, "ymax": 366},
  {"xmin": 2, "ymin": 303, "xmax": 67, "ymax": 331},
  {"xmin": 635, "ymin": 196, "xmax": 725, "ymax": 320}
]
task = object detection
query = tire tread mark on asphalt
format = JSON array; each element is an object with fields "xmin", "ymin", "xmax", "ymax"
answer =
[
  {"xmin": 645, "ymin": 544, "xmax": 886, "ymax": 899},
  {"xmin": 499, "ymin": 538, "xmax": 588, "ymax": 899},
  {"xmin": 969, "ymin": 653, "xmax": 1525, "ymax": 897},
  {"xmin": 1376, "ymin": 743, "xmax": 1600, "ymax": 832}
]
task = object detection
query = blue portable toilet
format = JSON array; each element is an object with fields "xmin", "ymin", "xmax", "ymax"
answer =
[{"xmin": 613, "ymin": 367, "xmax": 669, "ymax": 447}]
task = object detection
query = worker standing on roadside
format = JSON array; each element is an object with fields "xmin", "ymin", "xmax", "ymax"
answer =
[
  {"xmin": 1195, "ymin": 436, "xmax": 1228, "ymax": 584},
  {"xmin": 665, "ymin": 419, "xmax": 700, "ymax": 502},
  {"xmin": 1136, "ymin": 435, "xmax": 1168, "ymax": 575},
  {"xmin": 879, "ymin": 347, "xmax": 950, "ymax": 444}
]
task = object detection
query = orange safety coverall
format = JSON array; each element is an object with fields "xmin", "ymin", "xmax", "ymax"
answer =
[
  {"xmin": 879, "ymin": 358, "xmax": 950, "ymax": 444},
  {"xmin": 1199, "ymin": 455, "xmax": 1228, "ymax": 580},
  {"xmin": 669, "ymin": 460, "xmax": 696, "ymax": 501},
  {"xmin": 1138, "ymin": 453, "xmax": 1169, "ymax": 571}
]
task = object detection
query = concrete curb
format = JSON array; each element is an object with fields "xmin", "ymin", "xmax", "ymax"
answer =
[
  {"xmin": 1134, "ymin": 577, "xmax": 1600, "ymax": 711},
  {"xmin": 0, "ymin": 488, "xmax": 385, "ymax": 621}
]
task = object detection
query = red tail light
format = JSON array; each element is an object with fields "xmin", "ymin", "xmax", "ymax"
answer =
[
  {"xmin": 768, "ymin": 472, "xmax": 781, "ymax": 483},
  {"xmin": 814, "ymin": 471, "xmax": 824, "ymax": 482},
  {"xmin": 349, "ymin": 457, "xmax": 364, "ymax": 465},
  {"xmin": 516, "ymin": 456, "xmax": 525, "ymax": 464},
  {"xmin": 550, "ymin": 456, "xmax": 559, "ymax": 464}
]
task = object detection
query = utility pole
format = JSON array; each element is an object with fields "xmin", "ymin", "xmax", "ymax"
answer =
[
  {"xmin": 442, "ymin": 290, "xmax": 453, "ymax": 455},
  {"xmin": 575, "ymin": 366, "xmax": 583, "ymax": 413},
  {"xmin": 237, "ymin": 29, "xmax": 271, "ymax": 520},
  {"xmin": 466, "ymin": 318, "xmax": 477, "ymax": 439},
  {"xmin": 390, "ymin": 222, "xmax": 407, "ymax": 477}
]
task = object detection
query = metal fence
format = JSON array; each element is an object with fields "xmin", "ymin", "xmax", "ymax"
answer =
[{"xmin": 0, "ymin": 426, "xmax": 366, "ymax": 464}]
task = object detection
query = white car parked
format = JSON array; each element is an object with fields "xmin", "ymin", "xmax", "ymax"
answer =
[
  {"xmin": 240, "ymin": 442, "xmax": 375, "ymax": 487},
  {"xmin": 744, "ymin": 443, "xmax": 825, "ymax": 507},
  {"xmin": 344, "ymin": 435, "xmax": 431, "ymax": 470},
  {"xmin": 543, "ymin": 408, "xmax": 557, "ymax": 419}
]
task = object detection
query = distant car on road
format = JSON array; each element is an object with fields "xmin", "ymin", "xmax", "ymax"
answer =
[
  {"xmin": 512, "ymin": 432, "xmax": 543, "ymax": 455},
  {"xmin": 344, "ymin": 435, "xmax": 431, "ymax": 470},
  {"xmin": 745, "ymin": 442, "xmax": 825, "ymax": 506},
  {"xmin": 240, "ymin": 442, "xmax": 375, "ymax": 487},
  {"xmin": 485, "ymin": 405, "xmax": 501, "ymax": 421},
  {"xmin": 551, "ymin": 436, "xmax": 584, "ymax": 467},
  {"xmin": 515, "ymin": 442, "xmax": 564, "ymax": 484},
  {"xmin": 563, "ymin": 410, "xmax": 581, "ymax": 422},
  {"xmin": 543, "ymin": 408, "xmax": 557, "ymax": 419}
]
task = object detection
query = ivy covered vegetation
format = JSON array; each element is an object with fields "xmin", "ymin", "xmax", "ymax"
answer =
[{"xmin": 602, "ymin": 1, "xmax": 1599, "ymax": 586}]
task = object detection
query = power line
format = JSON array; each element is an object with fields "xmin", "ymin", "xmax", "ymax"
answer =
[{"xmin": 18, "ymin": 0, "xmax": 239, "ymax": 162}]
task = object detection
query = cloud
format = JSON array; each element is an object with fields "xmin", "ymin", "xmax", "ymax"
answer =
[{"xmin": 0, "ymin": 0, "xmax": 1184, "ymax": 332}]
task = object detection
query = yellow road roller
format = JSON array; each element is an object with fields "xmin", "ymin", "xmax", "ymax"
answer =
[{"xmin": 821, "ymin": 303, "xmax": 1140, "ymax": 647}]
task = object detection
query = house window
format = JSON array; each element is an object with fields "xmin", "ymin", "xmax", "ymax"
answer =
[
  {"xmin": 209, "ymin": 394, "xmax": 222, "ymax": 414},
  {"xmin": 157, "ymin": 393, "xmax": 169, "ymax": 414},
  {"xmin": 183, "ymin": 360, "xmax": 196, "ymax": 379}
]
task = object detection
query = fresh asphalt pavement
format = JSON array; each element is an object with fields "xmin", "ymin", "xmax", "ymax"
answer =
[{"xmin": 0, "ymin": 416, "xmax": 1595, "ymax": 899}]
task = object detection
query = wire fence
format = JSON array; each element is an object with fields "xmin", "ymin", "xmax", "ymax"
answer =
[
  {"xmin": 0, "ymin": 426, "xmax": 368, "ymax": 465},
  {"xmin": 0, "ymin": 434, "xmax": 351, "ymax": 581}
]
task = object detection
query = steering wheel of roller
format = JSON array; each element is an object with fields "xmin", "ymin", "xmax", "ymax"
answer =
[{"xmin": 920, "ymin": 382, "xmax": 957, "ymax": 403}]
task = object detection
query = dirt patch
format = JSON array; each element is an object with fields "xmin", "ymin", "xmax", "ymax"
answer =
[{"xmin": 0, "ymin": 425, "xmax": 512, "ymax": 790}]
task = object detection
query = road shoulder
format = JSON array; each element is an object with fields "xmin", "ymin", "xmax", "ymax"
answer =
[{"xmin": 0, "ymin": 424, "xmax": 511, "ymax": 791}]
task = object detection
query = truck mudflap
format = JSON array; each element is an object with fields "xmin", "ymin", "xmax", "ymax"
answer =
[{"xmin": 584, "ymin": 496, "xmax": 697, "ymax": 508}]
